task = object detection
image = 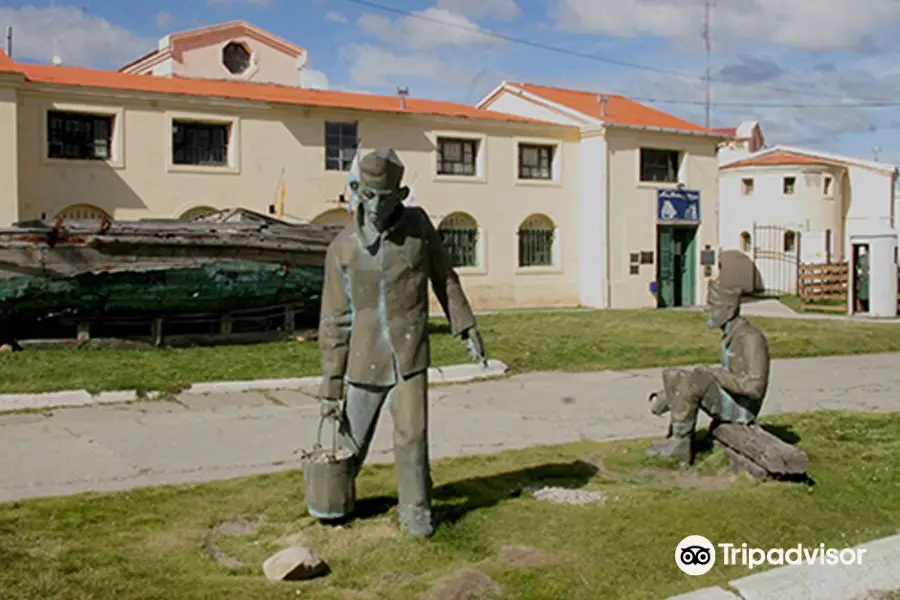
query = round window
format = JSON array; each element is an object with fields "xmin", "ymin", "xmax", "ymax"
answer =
[{"xmin": 222, "ymin": 42, "xmax": 251, "ymax": 75}]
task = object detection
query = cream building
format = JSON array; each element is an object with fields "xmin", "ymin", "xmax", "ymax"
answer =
[
  {"xmin": 478, "ymin": 82, "xmax": 726, "ymax": 308},
  {"xmin": 0, "ymin": 21, "xmax": 724, "ymax": 311}
]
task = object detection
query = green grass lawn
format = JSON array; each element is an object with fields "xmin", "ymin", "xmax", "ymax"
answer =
[
  {"xmin": 777, "ymin": 295, "xmax": 847, "ymax": 314},
  {"xmin": 3, "ymin": 309, "xmax": 900, "ymax": 394},
  {"xmin": 1, "ymin": 410, "xmax": 897, "ymax": 600}
]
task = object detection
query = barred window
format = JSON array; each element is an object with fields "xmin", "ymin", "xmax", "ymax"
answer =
[
  {"xmin": 518, "ymin": 214, "xmax": 555, "ymax": 267},
  {"xmin": 518, "ymin": 144, "xmax": 553, "ymax": 180},
  {"xmin": 172, "ymin": 121, "xmax": 229, "ymax": 166},
  {"xmin": 438, "ymin": 213, "xmax": 478, "ymax": 267},
  {"xmin": 47, "ymin": 111, "xmax": 112, "ymax": 160}
]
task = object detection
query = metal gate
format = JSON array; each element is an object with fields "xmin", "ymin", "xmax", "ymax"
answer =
[{"xmin": 751, "ymin": 223, "xmax": 801, "ymax": 296}]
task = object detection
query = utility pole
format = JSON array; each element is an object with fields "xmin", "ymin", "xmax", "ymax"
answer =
[
  {"xmin": 4, "ymin": 26, "xmax": 11, "ymax": 58},
  {"xmin": 702, "ymin": 0, "xmax": 714, "ymax": 128},
  {"xmin": 873, "ymin": 146, "xmax": 882, "ymax": 161}
]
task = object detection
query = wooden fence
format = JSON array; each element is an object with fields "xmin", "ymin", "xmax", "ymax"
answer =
[{"xmin": 798, "ymin": 262, "xmax": 848, "ymax": 312}]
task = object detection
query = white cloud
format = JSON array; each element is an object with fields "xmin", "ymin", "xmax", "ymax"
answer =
[
  {"xmin": 342, "ymin": 43, "xmax": 476, "ymax": 88},
  {"xmin": 155, "ymin": 11, "xmax": 172, "ymax": 30},
  {"xmin": 299, "ymin": 68, "xmax": 329, "ymax": 90},
  {"xmin": 357, "ymin": 7, "xmax": 502, "ymax": 51},
  {"xmin": 0, "ymin": 5, "xmax": 152, "ymax": 69},
  {"xmin": 435, "ymin": 0, "xmax": 520, "ymax": 20},
  {"xmin": 247, "ymin": 0, "xmax": 273, "ymax": 5},
  {"xmin": 553, "ymin": 0, "xmax": 900, "ymax": 52},
  {"xmin": 326, "ymin": 11, "xmax": 348, "ymax": 24}
]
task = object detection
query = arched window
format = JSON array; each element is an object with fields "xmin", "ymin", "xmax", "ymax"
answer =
[
  {"xmin": 740, "ymin": 231, "xmax": 751, "ymax": 253},
  {"xmin": 55, "ymin": 204, "xmax": 110, "ymax": 222},
  {"xmin": 311, "ymin": 208, "xmax": 353, "ymax": 226},
  {"xmin": 783, "ymin": 230, "xmax": 797, "ymax": 253},
  {"xmin": 518, "ymin": 214, "xmax": 556, "ymax": 267},
  {"xmin": 179, "ymin": 206, "xmax": 218, "ymax": 221},
  {"xmin": 438, "ymin": 212, "xmax": 479, "ymax": 268}
]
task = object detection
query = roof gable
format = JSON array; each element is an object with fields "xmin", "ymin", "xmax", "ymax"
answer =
[
  {"xmin": 482, "ymin": 81, "xmax": 723, "ymax": 137},
  {"xmin": 120, "ymin": 20, "xmax": 305, "ymax": 73}
]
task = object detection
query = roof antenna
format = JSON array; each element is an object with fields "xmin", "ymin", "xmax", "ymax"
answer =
[
  {"xmin": 397, "ymin": 86, "xmax": 409, "ymax": 109},
  {"xmin": 50, "ymin": 0, "xmax": 61, "ymax": 65},
  {"xmin": 598, "ymin": 95, "xmax": 608, "ymax": 118}
]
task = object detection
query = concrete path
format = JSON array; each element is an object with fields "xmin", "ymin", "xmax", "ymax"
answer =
[{"xmin": 1, "ymin": 352, "xmax": 899, "ymax": 504}]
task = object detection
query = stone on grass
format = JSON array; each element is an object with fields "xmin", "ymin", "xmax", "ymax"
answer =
[
  {"xmin": 262, "ymin": 545, "xmax": 328, "ymax": 581},
  {"xmin": 529, "ymin": 486, "xmax": 605, "ymax": 505},
  {"xmin": 423, "ymin": 569, "xmax": 501, "ymax": 600}
]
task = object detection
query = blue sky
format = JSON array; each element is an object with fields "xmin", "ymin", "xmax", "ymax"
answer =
[{"xmin": 4, "ymin": 0, "xmax": 900, "ymax": 166}]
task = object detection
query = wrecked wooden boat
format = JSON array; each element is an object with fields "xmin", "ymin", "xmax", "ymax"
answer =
[{"xmin": 0, "ymin": 208, "xmax": 344, "ymax": 347}]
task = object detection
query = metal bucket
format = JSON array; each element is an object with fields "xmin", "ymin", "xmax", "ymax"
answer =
[{"xmin": 300, "ymin": 414, "xmax": 356, "ymax": 521}]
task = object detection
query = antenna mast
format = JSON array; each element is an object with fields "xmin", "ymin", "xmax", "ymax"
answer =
[{"xmin": 702, "ymin": 0, "xmax": 714, "ymax": 128}]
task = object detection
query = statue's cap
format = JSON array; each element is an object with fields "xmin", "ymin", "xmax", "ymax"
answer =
[
  {"xmin": 358, "ymin": 148, "xmax": 404, "ymax": 190},
  {"xmin": 708, "ymin": 280, "xmax": 741, "ymax": 305}
]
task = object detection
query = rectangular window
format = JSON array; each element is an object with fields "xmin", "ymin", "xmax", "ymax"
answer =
[
  {"xmin": 783, "ymin": 176, "xmax": 796, "ymax": 195},
  {"xmin": 823, "ymin": 176, "xmax": 833, "ymax": 195},
  {"xmin": 640, "ymin": 148, "xmax": 680, "ymax": 183},
  {"xmin": 741, "ymin": 178, "xmax": 754, "ymax": 196},
  {"xmin": 518, "ymin": 144, "xmax": 553, "ymax": 180},
  {"xmin": 437, "ymin": 137, "xmax": 477, "ymax": 176},
  {"xmin": 172, "ymin": 121, "xmax": 229, "ymax": 166},
  {"xmin": 47, "ymin": 110, "xmax": 112, "ymax": 160},
  {"xmin": 325, "ymin": 121, "xmax": 359, "ymax": 171}
]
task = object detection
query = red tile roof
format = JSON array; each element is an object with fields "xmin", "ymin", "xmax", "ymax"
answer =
[
  {"xmin": 712, "ymin": 127, "xmax": 737, "ymax": 137},
  {"xmin": 0, "ymin": 54, "xmax": 567, "ymax": 127},
  {"xmin": 721, "ymin": 151, "xmax": 825, "ymax": 169},
  {"xmin": 505, "ymin": 82, "xmax": 723, "ymax": 135}
]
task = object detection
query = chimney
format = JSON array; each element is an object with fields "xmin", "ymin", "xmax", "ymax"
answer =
[
  {"xmin": 598, "ymin": 95, "xmax": 608, "ymax": 118},
  {"xmin": 397, "ymin": 86, "xmax": 409, "ymax": 110}
]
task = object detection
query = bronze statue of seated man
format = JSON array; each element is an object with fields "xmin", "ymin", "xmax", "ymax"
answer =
[{"xmin": 646, "ymin": 280, "xmax": 770, "ymax": 465}]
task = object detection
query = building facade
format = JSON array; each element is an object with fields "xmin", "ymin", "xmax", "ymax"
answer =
[
  {"xmin": 478, "ymin": 81, "xmax": 725, "ymax": 309},
  {"xmin": 718, "ymin": 145, "xmax": 899, "ymax": 294}
]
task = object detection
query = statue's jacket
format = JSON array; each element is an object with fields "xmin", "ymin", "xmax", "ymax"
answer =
[
  {"xmin": 715, "ymin": 316, "xmax": 770, "ymax": 421},
  {"xmin": 317, "ymin": 206, "xmax": 476, "ymax": 399}
]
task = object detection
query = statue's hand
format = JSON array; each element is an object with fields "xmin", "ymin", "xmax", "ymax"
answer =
[
  {"xmin": 319, "ymin": 397, "xmax": 342, "ymax": 420},
  {"xmin": 461, "ymin": 327, "xmax": 487, "ymax": 367}
]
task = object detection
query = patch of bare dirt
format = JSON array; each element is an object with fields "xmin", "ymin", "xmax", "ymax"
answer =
[
  {"xmin": 499, "ymin": 545, "xmax": 559, "ymax": 568},
  {"xmin": 215, "ymin": 517, "xmax": 265, "ymax": 537},
  {"xmin": 629, "ymin": 468, "xmax": 737, "ymax": 490},
  {"xmin": 279, "ymin": 518, "xmax": 399, "ymax": 558},
  {"xmin": 422, "ymin": 569, "xmax": 502, "ymax": 600}
]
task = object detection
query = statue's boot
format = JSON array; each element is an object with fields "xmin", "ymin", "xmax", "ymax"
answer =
[
  {"xmin": 645, "ymin": 421, "xmax": 694, "ymax": 465},
  {"xmin": 398, "ymin": 503, "xmax": 434, "ymax": 539}
]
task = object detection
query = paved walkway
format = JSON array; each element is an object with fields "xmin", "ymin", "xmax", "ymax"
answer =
[{"xmin": 1, "ymin": 352, "xmax": 899, "ymax": 504}]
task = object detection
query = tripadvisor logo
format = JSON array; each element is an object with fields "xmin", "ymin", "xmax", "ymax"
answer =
[{"xmin": 675, "ymin": 535, "xmax": 868, "ymax": 575}]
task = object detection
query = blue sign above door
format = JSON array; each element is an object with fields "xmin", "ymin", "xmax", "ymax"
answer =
[{"xmin": 657, "ymin": 189, "xmax": 701, "ymax": 223}]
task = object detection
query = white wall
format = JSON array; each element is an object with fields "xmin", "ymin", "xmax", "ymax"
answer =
[
  {"xmin": 843, "ymin": 166, "xmax": 896, "ymax": 251},
  {"xmin": 483, "ymin": 92, "xmax": 588, "ymax": 127}
]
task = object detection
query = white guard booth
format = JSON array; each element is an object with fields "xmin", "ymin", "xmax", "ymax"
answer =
[{"xmin": 848, "ymin": 221, "xmax": 898, "ymax": 318}]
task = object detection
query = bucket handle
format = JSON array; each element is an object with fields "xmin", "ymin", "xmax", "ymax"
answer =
[{"xmin": 314, "ymin": 412, "xmax": 340, "ymax": 457}]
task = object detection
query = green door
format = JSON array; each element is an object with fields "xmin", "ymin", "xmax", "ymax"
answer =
[
  {"xmin": 657, "ymin": 226, "xmax": 675, "ymax": 307},
  {"xmin": 676, "ymin": 227, "xmax": 697, "ymax": 306},
  {"xmin": 657, "ymin": 225, "xmax": 697, "ymax": 307}
]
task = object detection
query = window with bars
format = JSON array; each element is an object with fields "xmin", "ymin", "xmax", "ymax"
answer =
[
  {"xmin": 325, "ymin": 122, "xmax": 359, "ymax": 171},
  {"xmin": 47, "ymin": 111, "xmax": 113, "ymax": 160},
  {"xmin": 172, "ymin": 121, "xmax": 229, "ymax": 166},
  {"xmin": 438, "ymin": 214, "xmax": 478, "ymax": 267},
  {"xmin": 437, "ymin": 138, "xmax": 477, "ymax": 176},
  {"xmin": 518, "ymin": 144, "xmax": 553, "ymax": 180},
  {"xmin": 639, "ymin": 148, "xmax": 681, "ymax": 183},
  {"xmin": 518, "ymin": 216, "xmax": 555, "ymax": 267}
]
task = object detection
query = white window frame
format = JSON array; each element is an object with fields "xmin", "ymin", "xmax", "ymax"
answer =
[
  {"xmin": 514, "ymin": 137, "xmax": 563, "ymax": 186},
  {"xmin": 637, "ymin": 147, "xmax": 684, "ymax": 187},
  {"xmin": 40, "ymin": 101, "xmax": 125, "ymax": 169},
  {"xmin": 434, "ymin": 211, "xmax": 488, "ymax": 276},
  {"xmin": 429, "ymin": 131, "xmax": 487, "ymax": 183},
  {"xmin": 783, "ymin": 175, "xmax": 797, "ymax": 195},
  {"xmin": 741, "ymin": 177, "xmax": 754, "ymax": 196},
  {"xmin": 514, "ymin": 213, "xmax": 563, "ymax": 275},
  {"xmin": 164, "ymin": 110, "xmax": 241, "ymax": 174}
]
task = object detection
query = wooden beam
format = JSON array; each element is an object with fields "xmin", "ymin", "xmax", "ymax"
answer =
[
  {"xmin": 283, "ymin": 305, "xmax": 295, "ymax": 334},
  {"xmin": 151, "ymin": 317, "xmax": 164, "ymax": 348},
  {"xmin": 710, "ymin": 421, "xmax": 809, "ymax": 478}
]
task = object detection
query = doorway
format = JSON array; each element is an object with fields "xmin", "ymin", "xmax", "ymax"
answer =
[
  {"xmin": 657, "ymin": 225, "xmax": 697, "ymax": 307},
  {"xmin": 852, "ymin": 243, "xmax": 870, "ymax": 314}
]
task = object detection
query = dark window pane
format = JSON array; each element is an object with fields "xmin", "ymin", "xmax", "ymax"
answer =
[{"xmin": 46, "ymin": 110, "xmax": 114, "ymax": 161}]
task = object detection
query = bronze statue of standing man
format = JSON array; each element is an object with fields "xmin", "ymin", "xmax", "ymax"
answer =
[
  {"xmin": 316, "ymin": 148, "xmax": 486, "ymax": 538},
  {"xmin": 647, "ymin": 280, "xmax": 770, "ymax": 465}
]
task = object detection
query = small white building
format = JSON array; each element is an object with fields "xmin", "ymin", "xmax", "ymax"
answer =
[{"xmin": 718, "ymin": 144, "xmax": 898, "ymax": 294}]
